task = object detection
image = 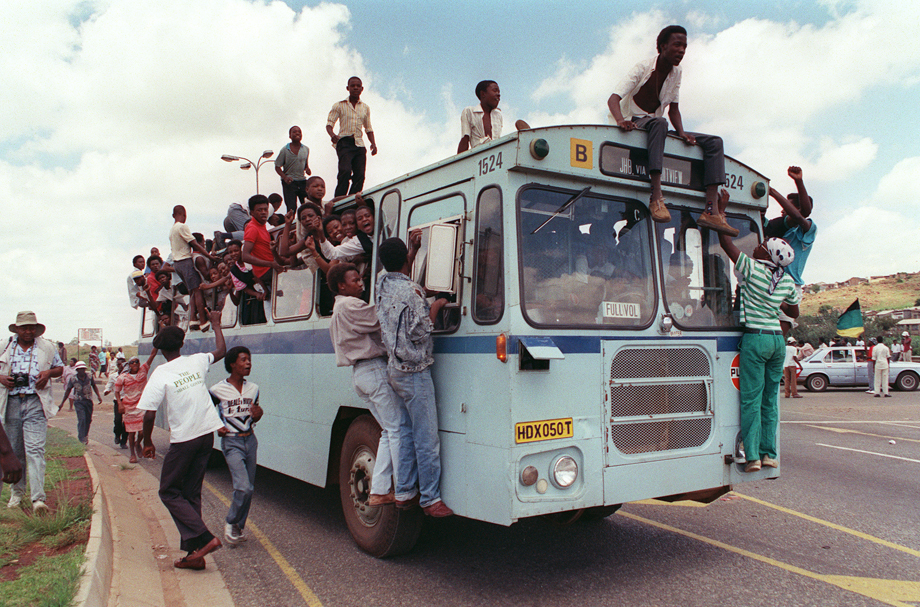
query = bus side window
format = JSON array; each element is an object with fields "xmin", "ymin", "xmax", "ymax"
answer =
[
  {"xmin": 408, "ymin": 195, "xmax": 465, "ymax": 334},
  {"xmin": 273, "ymin": 262, "xmax": 315, "ymax": 321},
  {"xmin": 473, "ymin": 187, "xmax": 503, "ymax": 324}
]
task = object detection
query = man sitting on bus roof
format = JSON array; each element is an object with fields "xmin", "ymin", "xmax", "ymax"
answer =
[
  {"xmin": 607, "ymin": 25, "xmax": 738, "ymax": 237},
  {"xmin": 458, "ymin": 80, "xmax": 503, "ymax": 153}
]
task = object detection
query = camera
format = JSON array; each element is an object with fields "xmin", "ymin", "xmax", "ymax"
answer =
[{"xmin": 11, "ymin": 372, "xmax": 30, "ymax": 388}]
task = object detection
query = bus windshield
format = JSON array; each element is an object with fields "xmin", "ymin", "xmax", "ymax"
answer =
[
  {"xmin": 658, "ymin": 209, "xmax": 760, "ymax": 329},
  {"xmin": 518, "ymin": 186, "xmax": 656, "ymax": 328}
]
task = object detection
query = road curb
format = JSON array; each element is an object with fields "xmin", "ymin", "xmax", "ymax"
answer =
[{"xmin": 73, "ymin": 450, "xmax": 112, "ymax": 607}]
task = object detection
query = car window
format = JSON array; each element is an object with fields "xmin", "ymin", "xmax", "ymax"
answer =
[{"xmin": 831, "ymin": 349, "xmax": 853, "ymax": 363}]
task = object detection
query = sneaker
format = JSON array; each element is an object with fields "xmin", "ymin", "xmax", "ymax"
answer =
[
  {"xmin": 422, "ymin": 500, "xmax": 454, "ymax": 518},
  {"xmin": 744, "ymin": 460, "xmax": 762, "ymax": 473},
  {"xmin": 232, "ymin": 524, "xmax": 246, "ymax": 542},
  {"xmin": 224, "ymin": 523, "xmax": 240, "ymax": 545},
  {"xmin": 648, "ymin": 197, "xmax": 671, "ymax": 223},
  {"xmin": 866, "ymin": 390, "xmax": 874, "ymax": 394},
  {"xmin": 697, "ymin": 211, "xmax": 740, "ymax": 237},
  {"xmin": 762, "ymin": 456, "xmax": 778, "ymax": 468},
  {"xmin": 7, "ymin": 494, "xmax": 22, "ymax": 509},
  {"xmin": 32, "ymin": 500, "xmax": 49, "ymax": 515}
]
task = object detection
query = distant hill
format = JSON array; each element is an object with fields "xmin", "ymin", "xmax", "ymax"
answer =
[{"xmin": 802, "ymin": 273, "xmax": 920, "ymax": 315}]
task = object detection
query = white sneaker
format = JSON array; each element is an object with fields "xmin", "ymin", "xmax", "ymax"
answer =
[
  {"xmin": 7, "ymin": 494, "xmax": 22, "ymax": 509},
  {"xmin": 232, "ymin": 524, "xmax": 247, "ymax": 542},
  {"xmin": 32, "ymin": 500, "xmax": 49, "ymax": 514},
  {"xmin": 224, "ymin": 522, "xmax": 240, "ymax": 545}
]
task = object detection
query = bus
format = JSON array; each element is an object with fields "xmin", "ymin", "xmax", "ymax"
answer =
[{"xmin": 140, "ymin": 123, "xmax": 773, "ymax": 557}]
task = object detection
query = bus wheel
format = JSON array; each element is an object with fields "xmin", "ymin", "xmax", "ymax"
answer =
[
  {"xmin": 580, "ymin": 504, "xmax": 622, "ymax": 521},
  {"xmin": 338, "ymin": 414, "xmax": 423, "ymax": 558},
  {"xmin": 543, "ymin": 509, "xmax": 585, "ymax": 526}
]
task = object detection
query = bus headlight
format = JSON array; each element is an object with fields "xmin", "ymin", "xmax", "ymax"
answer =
[
  {"xmin": 530, "ymin": 138, "xmax": 550, "ymax": 160},
  {"xmin": 551, "ymin": 455, "xmax": 578, "ymax": 488}
]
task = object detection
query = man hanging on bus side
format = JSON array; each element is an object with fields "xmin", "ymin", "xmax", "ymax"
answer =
[
  {"xmin": 607, "ymin": 25, "xmax": 738, "ymax": 237},
  {"xmin": 713, "ymin": 189, "xmax": 799, "ymax": 473}
]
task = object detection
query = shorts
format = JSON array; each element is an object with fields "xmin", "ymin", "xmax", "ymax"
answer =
[
  {"xmin": 173, "ymin": 258, "xmax": 202, "ymax": 291},
  {"xmin": 777, "ymin": 284, "xmax": 804, "ymax": 327}
]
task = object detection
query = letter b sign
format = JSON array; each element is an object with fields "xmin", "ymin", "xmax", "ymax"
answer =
[{"xmin": 570, "ymin": 138, "xmax": 593, "ymax": 169}]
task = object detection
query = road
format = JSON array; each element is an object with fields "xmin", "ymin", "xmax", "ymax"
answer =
[{"xmin": 52, "ymin": 383, "xmax": 920, "ymax": 607}]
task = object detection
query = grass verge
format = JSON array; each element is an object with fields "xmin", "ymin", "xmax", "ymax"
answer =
[{"xmin": 0, "ymin": 427, "xmax": 91, "ymax": 606}]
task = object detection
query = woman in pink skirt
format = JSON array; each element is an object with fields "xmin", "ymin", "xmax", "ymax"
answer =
[{"xmin": 114, "ymin": 349, "xmax": 158, "ymax": 462}]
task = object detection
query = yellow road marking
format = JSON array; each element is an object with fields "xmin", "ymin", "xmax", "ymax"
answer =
[
  {"xmin": 618, "ymin": 511, "xmax": 920, "ymax": 607},
  {"xmin": 204, "ymin": 480, "xmax": 323, "ymax": 607},
  {"xmin": 632, "ymin": 498, "xmax": 708, "ymax": 508},
  {"xmin": 734, "ymin": 494, "xmax": 920, "ymax": 558},
  {"xmin": 805, "ymin": 424, "xmax": 920, "ymax": 444}
]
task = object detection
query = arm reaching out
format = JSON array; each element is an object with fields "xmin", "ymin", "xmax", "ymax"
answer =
[
  {"xmin": 715, "ymin": 189, "xmax": 740, "ymax": 262},
  {"xmin": 787, "ymin": 166, "xmax": 812, "ymax": 218}
]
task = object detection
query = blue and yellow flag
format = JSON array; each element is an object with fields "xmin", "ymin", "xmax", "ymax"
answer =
[{"xmin": 836, "ymin": 299, "xmax": 864, "ymax": 338}]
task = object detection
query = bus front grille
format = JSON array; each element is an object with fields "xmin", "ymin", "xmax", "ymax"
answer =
[{"xmin": 607, "ymin": 346, "xmax": 713, "ymax": 455}]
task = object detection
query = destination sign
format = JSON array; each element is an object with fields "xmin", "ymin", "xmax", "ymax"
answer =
[{"xmin": 599, "ymin": 143, "xmax": 704, "ymax": 190}]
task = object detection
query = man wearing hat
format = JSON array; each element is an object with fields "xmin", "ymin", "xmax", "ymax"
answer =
[
  {"xmin": 138, "ymin": 310, "xmax": 226, "ymax": 570},
  {"xmin": 783, "ymin": 337, "xmax": 802, "ymax": 399},
  {"xmin": 901, "ymin": 331, "xmax": 912, "ymax": 363},
  {"xmin": 61, "ymin": 362, "xmax": 102, "ymax": 444},
  {"xmin": 0, "ymin": 312, "xmax": 64, "ymax": 512}
]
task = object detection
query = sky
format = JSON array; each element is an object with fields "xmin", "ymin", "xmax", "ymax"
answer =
[{"xmin": 2, "ymin": 0, "xmax": 919, "ymax": 346}]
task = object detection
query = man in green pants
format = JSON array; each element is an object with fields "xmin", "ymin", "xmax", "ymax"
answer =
[{"xmin": 714, "ymin": 189, "xmax": 800, "ymax": 473}]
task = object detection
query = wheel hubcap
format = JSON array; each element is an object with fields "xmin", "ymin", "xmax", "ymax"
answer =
[{"xmin": 348, "ymin": 447, "xmax": 381, "ymax": 527}]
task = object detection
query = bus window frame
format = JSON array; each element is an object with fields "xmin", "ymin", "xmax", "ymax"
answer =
[
  {"xmin": 407, "ymin": 193, "xmax": 467, "ymax": 336},
  {"xmin": 271, "ymin": 262, "xmax": 316, "ymax": 323},
  {"xmin": 472, "ymin": 185, "xmax": 504, "ymax": 325},
  {"xmin": 656, "ymin": 208, "xmax": 760, "ymax": 332},
  {"xmin": 378, "ymin": 189, "xmax": 401, "ymax": 242},
  {"xmin": 516, "ymin": 184, "xmax": 658, "ymax": 331},
  {"xmin": 141, "ymin": 307, "xmax": 156, "ymax": 338}
]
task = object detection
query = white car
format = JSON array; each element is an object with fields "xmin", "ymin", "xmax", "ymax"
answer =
[{"xmin": 798, "ymin": 346, "xmax": 920, "ymax": 392}]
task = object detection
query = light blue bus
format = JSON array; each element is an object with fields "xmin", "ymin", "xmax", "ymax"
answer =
[{"xmin": 140, "ymin": 124, "xmax": 773, "ymax": 557}]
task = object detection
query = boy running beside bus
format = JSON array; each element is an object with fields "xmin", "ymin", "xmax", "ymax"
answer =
[
  {"xmin": 713, "ymin": 189, "xmax": 800, "ymax": 473},
  {"xmin": 210, "ymin": 346, "xmax": 262, "ymax": 544}
]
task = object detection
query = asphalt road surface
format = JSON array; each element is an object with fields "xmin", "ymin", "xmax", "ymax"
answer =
[{"xmin": 51, "ymin": 382, "xmax": 920, "ymax": 607}]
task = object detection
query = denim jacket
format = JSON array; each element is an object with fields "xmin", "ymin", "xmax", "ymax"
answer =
[{"xmin": 375, "ymin": 272, "xmax": 434, "ymax": 373}]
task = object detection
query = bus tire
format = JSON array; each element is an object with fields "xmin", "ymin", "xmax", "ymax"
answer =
[{"xmin": 338, "ymin": 414, "xmax": 423, "ymax": 558}]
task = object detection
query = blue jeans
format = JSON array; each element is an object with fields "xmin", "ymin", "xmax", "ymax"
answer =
[
  {"xmin": 221, "ymin": 434, "xmax": 258, "ymax": 528},
  {"xmin": 3, "ymin": 394, "xmax": 47, "ymax": 503},
  {"xmin": 352, "ymin": 357, "xmax": 406, "ymax": 495},
  {"xmin": 74, "ymin": 399, "xmax": 94, "ymax": 444},
  {"xmin": 388, "ymin": 367, "xmax": 442, "ymax": 508}
]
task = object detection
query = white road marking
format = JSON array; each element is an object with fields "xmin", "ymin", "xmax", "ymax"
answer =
[{"xmin": 816, "ymin": 443, "xmax": 920, "ymax": 464}]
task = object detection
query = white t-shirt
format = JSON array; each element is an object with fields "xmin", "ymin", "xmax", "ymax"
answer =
[
  {"xmin": 169, "ymin": 222, "xmax": 194, "ymax": 262},
  {"xmin": 783, "ymin": 345, "xmax": 798, "ymax": 368},
  {"xmin": 137, "ymin": 353, "xmax": 224, "ymax": 443}
]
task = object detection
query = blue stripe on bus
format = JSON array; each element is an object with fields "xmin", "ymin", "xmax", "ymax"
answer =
[{"xmin": 141, "ymin": 330, "xmax": 741, "ymax": 356}]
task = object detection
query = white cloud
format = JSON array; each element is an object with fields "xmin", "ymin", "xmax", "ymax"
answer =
[{"xmin": 0, "ymin": 0, "xmax": 456, "ymax": 345}]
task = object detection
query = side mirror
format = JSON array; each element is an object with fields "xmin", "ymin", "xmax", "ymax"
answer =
[{"xmin": 424, "ymin": 224, "xmax": 458, "ymax": 293}]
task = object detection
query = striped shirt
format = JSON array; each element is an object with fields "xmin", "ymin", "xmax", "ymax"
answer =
[
  {"xmin": 735, "ymin": 252, "xmax": 800, "ymax": 330},
  {"xmin": 210, "ymin": 379, "xmax": 260, "ymax": 434},
  {"xmin": 326, "ymin": 99, "xmax": 373, "ymax": 148}
]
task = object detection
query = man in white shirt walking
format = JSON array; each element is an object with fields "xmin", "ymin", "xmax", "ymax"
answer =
[
  {"xmin": 138, "ymin": 310, "xmax": 226, "ymax": 570},
  {"xmin": 872, "ymin": 336, "xmax": 891, "ymax": 398}
]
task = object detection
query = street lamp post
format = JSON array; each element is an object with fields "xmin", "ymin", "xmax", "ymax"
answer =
[{"xmin": 221, "ymin": 150, "xmax": 274, "ymax": 194}]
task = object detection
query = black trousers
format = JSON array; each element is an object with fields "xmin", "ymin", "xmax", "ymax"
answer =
[
  {"xmin": 158, "ymin": 432, "xmax": 216, "ymax": 553},
  {"xmin": 334, "ymin": 136, "xmax": 367, "ymax": 197},
  {"xmin": 113, "ymin": 402, "xmax": 127, "ymax": 444}
]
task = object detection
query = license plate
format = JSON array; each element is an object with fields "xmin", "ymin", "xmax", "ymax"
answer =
[{"xmin": 515, "ymin": 418, "xmax": 574, "ymax": 444}]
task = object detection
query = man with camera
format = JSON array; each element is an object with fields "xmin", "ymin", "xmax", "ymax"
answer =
[{"xmin": 0, "ymin": 312, "xmax": 63, "ymax": 513}]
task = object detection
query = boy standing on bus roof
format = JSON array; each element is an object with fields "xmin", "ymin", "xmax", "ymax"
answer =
[
  {"xmin": 713, "ymin": 189, "xmax": 800, "ymax": 473},
  {"xmin": 210, "ymin": 346, "xmax": 263, "ymax": 545},
  {"xmin": 375, "ymin": 237, "xmax": 453, "ymax": 517},
  {"xmin": 275, "ymin": 126, "xmax": 311, "ymax": 214},
  {"xmin": 138, "ymin": 312, "xmax": 226, "ymax": 570},
  {"xmin": 328, "ymin": 263, "xmax": 404, "ymax": 506},
  {"xmin": 170, "ymin": 205, "xmax": 219, "ymax": 332},
  {"xmin": 458, "ymin": 80, "xmax": 503, "ymax": 153},
  {"xmin": 764, "ymin": 166, "xmax": 816, "ymax": 337},
  {"xmin": 607, "ymin": 25, "xmax": 738, "ymax": 237},
  {"xmin": 326, "ymin": 76, "xmax": 377, "ymax": 198}
]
